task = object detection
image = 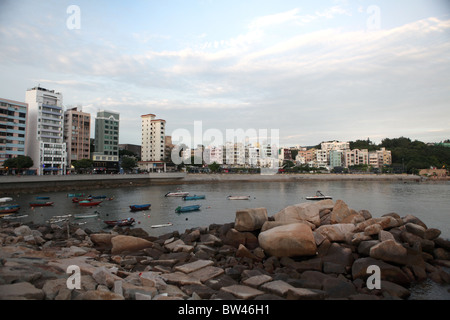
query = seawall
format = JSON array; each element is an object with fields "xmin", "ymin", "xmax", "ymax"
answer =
[
  {"xmin": 0, "ymin": 173, "xmax": 186, "ymax": 194},
  {"xmin": 0, "ymin": 172, "xmax": 424, "ymax": 194}
]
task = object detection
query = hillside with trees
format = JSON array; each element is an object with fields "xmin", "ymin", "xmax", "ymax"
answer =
[{"xmin": 350, "ymin": 137, "xmax": 450, "ymax": 174}]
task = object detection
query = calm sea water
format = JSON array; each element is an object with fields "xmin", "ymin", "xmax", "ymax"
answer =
[{"xmin": 3, "ymin": 179, "xmax": 450, "ymax": 299}]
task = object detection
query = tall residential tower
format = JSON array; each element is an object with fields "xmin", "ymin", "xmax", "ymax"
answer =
[
  {"xmin": 92, "ymin": 110, "xmax": 120, "ymax": 173},
  {"xmin": 0, "ymin": 98, "xmax": 28, "ymax": 169},
  {"xmin": 63, "ymin": 107, "xmax": 91, "ymax": 168},
  {"xmin": 25, "ymin": 87, "xmax": 66, "ymax": 175}
]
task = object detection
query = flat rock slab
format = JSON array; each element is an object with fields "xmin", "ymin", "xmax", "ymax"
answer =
[
  {"xmin": 161, "ymin": 272, "xmax": 202, "ymax": 286},
  {"xmin": 286, "ymin": 287, "xmax": 327, "ymax": 300},
  {"xmin": 260, "ymin": 280, "xmax": 295, "ymax": 297},
  {"xmin": 174, "ymin": 259, "xmax": 214, "ymax": 274},
  {"xmin": 243, "ymin": 274, "xmax": 273, "ymax": 288},
  {"xmin": 221, "ymin": 284, "xmax": 265, "ymax": 300},
  {"xmin": 189, "ymin": 266, "xmax": 224, "ymax": 283},
  {"xmin": 0, "ymin": 282, "xmax": 45, "ymax": 300}
]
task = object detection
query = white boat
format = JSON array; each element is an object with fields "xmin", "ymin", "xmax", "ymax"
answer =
[
  {"xmin": 151, "ymin": 222, "xmax": 173, "ymax": 228},
  {"xmin": 306, "ymin": 191, "xmax": 332, "ymax": 201},
  {"xmin": 0, "ymin": 197, "xmax": 13, "ymax": 203},
  {"xmin": 227, "ymin": 195, "xmax": 251, "ymax": 200},
  {"xmin": 165, "ymin": 191, "xmax": 189, "ymax": 197}
]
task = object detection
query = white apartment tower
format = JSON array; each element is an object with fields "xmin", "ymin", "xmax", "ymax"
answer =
[
  {"xmin": 141, "ymin": 114, "xmax": 166, "ymax": 162},
  {"xmin": 25, "ymin": 87, "xmax": 67, "ymax": 175}
]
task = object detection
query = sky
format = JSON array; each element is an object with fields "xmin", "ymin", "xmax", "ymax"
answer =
[{"xmin": 0, "ymin": 0, "xmax": 449, "ymax": 147}]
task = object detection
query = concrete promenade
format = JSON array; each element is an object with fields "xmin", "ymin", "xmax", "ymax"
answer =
[{"xmin": 0, "ymin": 172, "xmax": 186, "ymax": 194}]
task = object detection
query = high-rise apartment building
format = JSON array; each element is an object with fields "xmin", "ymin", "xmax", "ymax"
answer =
[
  {"xmin": 0, "ymin": 98, "xmax": 28, "ymax": 168},
  {"xmin": 25, "ymin": 87, "xmax": 66, "ymax": 175},
  {"xmin": 64, "ymin": 107, "xmax": 90, "ymax": 167},
  {"xmin": 141, "ymin": 114, "xmax": 166, "ymax": 162},
  {"xmin": 92, "ymin": 110, "xmax": 120, "ymax": 173}
]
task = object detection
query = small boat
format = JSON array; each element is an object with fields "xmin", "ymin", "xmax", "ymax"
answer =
[
  {"xmin": 151, "ymin": 222, "xmax": 173, "ymax": 228},
  {"xmin": 306, "ymin": 191, "xmax": 333, "ymax": 201},
  {"xmin": 30, "ymin": 201, "xmax": 54, "ymax": 207},
  {"xmin": 1, "ymin": 214, "xmax": 28, "ymax": 220},
  {"xmin": 104, "ymin": 217, "xmax": 135, "ymax": 227},
  {"xmin": 165, "ymin": 191, "xmax": 189, "ymax": 197},
  {"xmin": 36, "ymin": 196, "xmax": 50, "ymax": 200},
  {"xmin": 67, "ymin": 193, "xmax": 84, "ymax": 198},
  {"xmin": 0, "ymin": 207, "xmax": 20, "ymax": 214},
  {"xmin": 74, "ymin": 211, "xmax": 99, "ymax": 219},
  {"xmin": 129, "ymin": 204, "xmax": 151, "ymax": 211},
  {"xmin": 227, "ymin": 195, "xmax": 251, "ymax": 200},
  {"xmin": 175, "ymin": 204, "xmax": 201, "ymax": 213},
  {"xmin": 89, "ymin": 195, "xmax": 107, "ymax": 199},
  {"xmin": 0, "ymin": 197, "xmax": 13, "ymax": 203},
  {"xmin": 78, "ymin": 200, "xmax": 102, "ymax": 206},
  {"xmin": 182, "ymin": 195, "xmax": 206, "ymax": 201}
]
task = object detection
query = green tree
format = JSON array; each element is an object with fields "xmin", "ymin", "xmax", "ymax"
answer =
[
  {"xmin": 72, "ymin": 159, "xmax": 94, "ymax": 173},
  {"xmin": 121, "ymin": 156, "xmax": 137, "ymax": 172},
  {"xmin": 3, "ymin": 155, "xmax": 33, "ymax": 173},
  {"xmin": 208, "ymin": 161, "xmax": 221, "ymax": 173}
]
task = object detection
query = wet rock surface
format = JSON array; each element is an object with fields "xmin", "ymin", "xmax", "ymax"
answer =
[{"xmin": 0, "ymin": 199, "xmax": 449, "ymax": 300}]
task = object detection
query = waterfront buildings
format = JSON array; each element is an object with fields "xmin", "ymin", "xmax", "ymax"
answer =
[
  {"xmin": 92, "ymin": 110, "xmax": 120, "ymax": 173},
  {"xmin": 25, "ymin": 87, "xmax": 66, "ymax": 175},
  {"xmin": 139, "ymin": 114, "xmax": 166, "ymax": 172},
  {"xmin": 63, "ymin": 107, "xmax": 90, "ymax": 168},
  {"xmin": 0, "ymin": 98, "xmax": 28, "ymax": 169}
]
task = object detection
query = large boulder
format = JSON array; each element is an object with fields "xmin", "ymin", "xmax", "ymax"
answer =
[
  {"xmin": 369, "ymin": 239, "xmax": 408, "ymax": 265},
  {"xmin": 330, "ymin": 200, "xmax": 351, "ymax": 224},
  {"xmin": 234, "ymin": 208, "xmax": 268, "ymax": 232},
  {"xmin": 352, "ymin": 257, "xmax": 411, "ymax": 286},
  {"xmin": 315, "ymin": 224, "xmax": 355, "ymax": 242},
  {"xmin": 111, "ymin": 235, "xmax": 153, "ymax": 254},
  {"xmin": 273, "ymin": 202, "xmax": 322, "ymax": 227},
  {"xmin": 258, "ymin": 223, "xmax": 317, "ymax": 257}
]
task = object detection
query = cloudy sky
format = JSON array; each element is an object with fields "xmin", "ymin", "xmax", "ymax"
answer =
[{"xmin": 0, "ymin": 0, "xmax": 449, "ymax": 147}]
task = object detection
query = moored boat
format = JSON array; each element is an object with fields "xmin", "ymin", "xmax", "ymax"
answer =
[
  {"xmin": 306, "ymin": 191, "xmax": 332, "ymax": 200},
  {"xmin": 67, "ymin": 193, "xmax": 84, "ymax": 198},
  {"xmin": 0, "ymin": 207, "xmax": 20, "ymax": 216},
  {"xmin": 36, "ymin": 196, "xmax": 50, "ymax": 200},
  {"xmin": 104, "ymin": 217, "xmax": 135, "ymax": 227},
  {"xmin": 227, "ymin": 195, "xmax": 251, "ymax": 200},
  {"xmin": 78, "ymin": 200, "xmax": 102, "ymax": 206},
  {"xmin": 0, "ymin": 197, "xmax": 13, "ymax": 203},
  {"xmin": 151, "ymin": 222, "xmax": 173, "ymax": 228},
  {"xmin": 74, "ymin": 211, "xmax": 100, "ymax": 219},
  {"xmin": 129, "ymin": 204, "xmax": 151, "ymax": 211},
  {"xmin": 182, "ymin": 195, "xmax": 206, "ymax": 201},
  {"xmin": 175, "ymin": 204, "xmax": 201, "ymax": 213},
  {"xmin": 30, "ymin": 201, "xmax": 54, "ymax": 207},
  {"xmin": 165, "ymin": 191, "xmax": 189, "ymax": 197}
]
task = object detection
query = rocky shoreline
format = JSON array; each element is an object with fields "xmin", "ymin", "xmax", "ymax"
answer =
[{"xmin": 0, "ymin": 199, "xmax": 449, "ymax": 300}]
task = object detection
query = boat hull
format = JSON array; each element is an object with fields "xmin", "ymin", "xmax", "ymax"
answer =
[
  {"xmin": 165, "ymin": 192, "xmax": 189, "ymax": 197},
  {"xmin": 79, "ymin": 201, "xmax": 102, "ymax": 206},
  {"xmin": 104, "ymin": 218, "xmax": 135, "ymax": 227},
  {"xmin": 129, "ymin": 204, "xmax": 151, "ymax": 211},
  {"xmin": 305, "ymin": 196, "xmax": 332, "ymax": 200},
  {"xmin": 0, "ymin": 207, "xmax": 20, "ymax": 215},
  {"xmin": 30, "ymin": 202, "xmax": 53, "ymax": 207},
  {"xmin": 227, "ymin": 196, "xmax": 250, "ymax": 200},
  {"xmin": 175, "ymin": 205, "xmax": 201, "ymax": 213},
  {"xmin": 183, "ymin": 195, "xmax": 205, "ymax": 201}
]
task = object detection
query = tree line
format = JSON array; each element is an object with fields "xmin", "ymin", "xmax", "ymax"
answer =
[{"xmin": 350, "ymin": 137, "xmax": 450, "ymax": 174}]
